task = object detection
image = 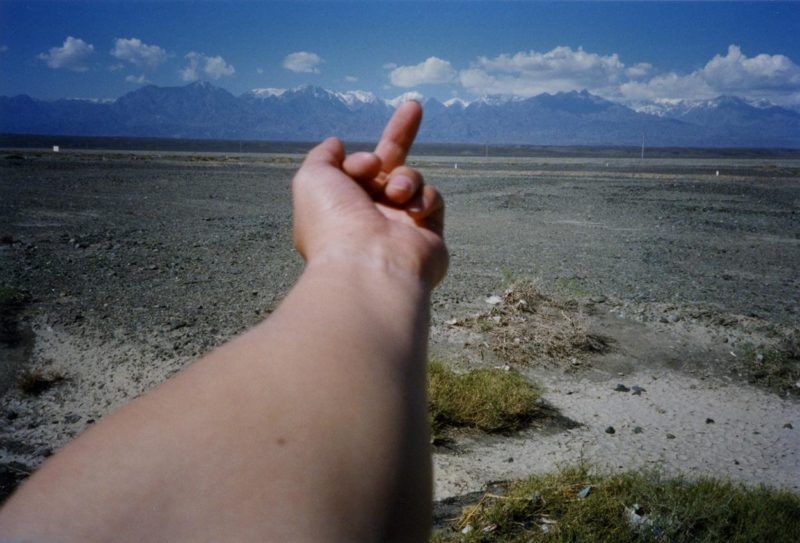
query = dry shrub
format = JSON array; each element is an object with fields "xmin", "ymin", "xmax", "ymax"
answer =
[
  {"xmin": 459, "ymin": 280, "xmax": 611, "ymax": 369},
  {"xmin": 736, "ymin": 333, "xmax": 800, "ymax": 397}
]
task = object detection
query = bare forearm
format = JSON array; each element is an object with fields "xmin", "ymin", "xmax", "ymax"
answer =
[{"xmin": 0, "ymin": 262, "xmax": 433, "ymax": 542}]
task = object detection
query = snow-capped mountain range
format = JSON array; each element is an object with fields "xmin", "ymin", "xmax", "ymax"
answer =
[{"xmin": 2, "ymin": 81, "xmax": 798, "ymax": 148}]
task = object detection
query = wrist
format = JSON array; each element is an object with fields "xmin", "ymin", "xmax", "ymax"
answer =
[{"xmin": 303, "ymin": 243, "xmax": 436, "ymax": 292}]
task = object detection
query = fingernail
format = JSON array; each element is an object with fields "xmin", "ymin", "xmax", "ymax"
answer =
[
  {"xmin": 390, "ymin": 175, "xmax": 413, "ymax": 194},
  {"xmin": 408, "ymin": 201, "xmax": 423, "ymax": 213}
]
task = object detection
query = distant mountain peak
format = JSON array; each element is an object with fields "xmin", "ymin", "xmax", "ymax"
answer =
[
  {"xmin": 243, "ymin": 87, "xmax": 287, "ymax": 99},
  {"xmin": 2, "ymin": 82, "xmax": 798, "ymax": 147},
  {"xmin": 336, "ymin": 90, "xmax": 379, "ymax": 107}
]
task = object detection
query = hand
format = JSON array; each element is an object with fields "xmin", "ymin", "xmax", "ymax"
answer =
[{"xmin": 292, "ymin": 101, "xmax": 448, "ymax": 287}]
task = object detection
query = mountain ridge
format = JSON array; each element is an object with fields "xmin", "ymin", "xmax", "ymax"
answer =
[{"xmin": 2, "ymin": 82, "xmax": 798, "ymax": 148}]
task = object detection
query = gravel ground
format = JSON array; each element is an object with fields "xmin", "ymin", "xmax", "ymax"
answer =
[{"xmin": 1, "ymin": 150, "xmax": 798, "ymax": 503}]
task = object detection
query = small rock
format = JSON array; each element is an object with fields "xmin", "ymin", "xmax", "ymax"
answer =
[
  {"xmin": 614, "ymin": 384, "xmax": 630, "ymax": 392},
  {"xmin": 6, "ymin": 410, "xmax": 18, "ymax": 421},
  {"xmin": 577, "ymin": 485, "xmax": 592, "ymax": 499},
  {"xmin": 784, "ymin": 423, "xmax": 794, "ymax": 430},
  {"xmin": 605, "ymin": 426, "xmax": 616, "ymax": 434},
  {"xmin": 626, "ymin": 504, "xmax": 650, "ymax": 527},
  {"xmin": 485, "ymin": 295, "xmax": 502, "ymax": 305},
  {"xmin": 632, "ymin": 426, "xmax": 644, "ymax": 434},
  {"xmin": 64, "ymin": 413, "xmax": 81, "ymax": 424},
  {"xmin": 666, "ymin": 433, "xmax": 676, "ymax": 440},
  {"xmin": 460, "ymin": 525, "xmax": 474, "ymax": 535},
  {"xmin": 631, "ymin": 385, "xmax": 646, "ymax": 395},
  {"xmin": 667, "ymin": 314, "xmax": 681, "ymax": 323},
  {"xmin": 505, "ymin": 457, "xmax": 514, "ymax": 463},
  {"xmin": 706, "ymin": 418, "xmax": 715, "ymax": 424}
]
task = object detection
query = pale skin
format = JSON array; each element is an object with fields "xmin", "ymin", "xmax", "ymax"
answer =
[{"xmin": 0, "ymin": 101, "xmax": 447, "ymax": 542}]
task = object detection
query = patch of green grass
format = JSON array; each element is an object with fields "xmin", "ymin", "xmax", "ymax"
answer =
[
  {"xmin": 736, "ymin": 336, "xmax": 800, "ymax": 397},
  {"xmin": 432, "ymin": 465, "xmax": 800, "ymax": 542},
  {"xmin": 428, "ymin": 359, "xmax": 541, "ymax": 435}
]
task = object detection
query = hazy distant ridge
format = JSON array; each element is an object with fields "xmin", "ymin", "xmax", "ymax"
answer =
[{"xmin": 2, "ymin": 81, "xmax": 799, "ymax": 148}]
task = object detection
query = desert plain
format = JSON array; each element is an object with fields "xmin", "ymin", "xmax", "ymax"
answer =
[{"xmin": 0, "ymin": 147, "xmax": 798, "ymax": 509}]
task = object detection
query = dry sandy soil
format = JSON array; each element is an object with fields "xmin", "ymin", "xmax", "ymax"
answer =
[{"xmin": 1, "ymin": 149, "xmax": 799, "ymax": 506}]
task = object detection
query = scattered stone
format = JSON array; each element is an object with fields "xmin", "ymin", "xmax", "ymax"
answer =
[
  {"xmin": 6, "ymin": 410, "xmax": 18, "ymax": 421},
  {"xmin": 505, "ymin": 457, "xmax": 514, "ymax": 463},
  {"xmin": 631, "ymin": 385, "xmax": 646, "ymax": 395},
  {"xmin": 614, "ymin": 384, "xmax": 630, "ymax": 392},
  {"xmin": 706, "ymin": 418, "xmax": 715, "ymax": 424},
  {"xmin": 784, "ymin": 423, "xmax": 794, "ymax": 430},
  {"xmin": 667, "ymin": 313, "xmax": 681, "ymax": 323},
  {"xmin": 666, "ymin": 433, "xmax": 676, "ymax": 440},
  {"xmin": 485, "ymin": 295, "xmax": 502, "ymax": 305},
  {"xmin": 605, "ymin": 426, "xmax": 616, "ymax": 434},
  {"xmin": 632, "ymin": 426, "xmax": 644, "ymax": 434}
]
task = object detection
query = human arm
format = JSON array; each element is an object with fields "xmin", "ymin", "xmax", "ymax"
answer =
[{"xmin": 0, "ymin": 101, "xmax": 446, "ymax": 542}]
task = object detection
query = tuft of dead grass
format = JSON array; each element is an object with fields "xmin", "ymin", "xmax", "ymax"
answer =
[
  {"xmin": 17, "ymin": 368, "xmax": 66, "ymax": 396},
  {"xmin": 457, "ymin": 279, "xmax": 611, "ymax": 369},
  {"xmin": 736, "ymin": 332, "xmax": 800, "ymax": 397},
  {"xmin": 432, "ymin": 465, "xmax": 800, "ymax": 542},
  {"xmin": 428, "ymin": 358, "xmax": 542, "ymax": 435},
  {"xmin": 0, "ymin": 286, "xmax": 30, "ymax": 306}
]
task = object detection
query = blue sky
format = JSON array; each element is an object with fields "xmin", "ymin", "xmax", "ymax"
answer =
[{"xmin": 1, "ymin": 1, "xmax": 799, "ymax": 109}]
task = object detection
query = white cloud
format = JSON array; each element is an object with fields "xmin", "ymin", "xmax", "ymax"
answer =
[
  {"xmin": 625, "ymin": 62, "xmax": 652, "ymax": 79},
  {"xmin": 111, "ymin": 38, "xmax": 167, "ymax": 69},
  {"xmin": 256, "ymin": 67, "xmax": 264, "ymax": 74},
  {"xmin": 345, "ymin": 75, "xmax": 359, "ymax": 83},
  {"xmin": 620, "ymin": 45, "xmax": 800, "ymax": 107},
  {"xmin": 283, "ymin": 51, "xmax": 323, "ymax": 73},
  {"xmin": 386, "ymin": 91, "xmax": 425, "ymax": 107},
  {"xmin": 703, "ymin": 45, "xmax": 800, "ymax": 93},
  {"xmin": 383, "ymin": 62, "xmax": 398, "ymax": 70},
  {"xmin": 180, "ymin": 52, "xmax": 235, "ymax": 82},
  {"xmin": 125, "ymin": 74, "xmax": 149, "ymax": 85},
  {"xmin": 203, "ymin": 55, "xmax": 235, "ymax": 79},
  {"xmin": 458, "ymin": 46, "xmax": 627, "ymax": 97},
  {"xmin": 38, "ymin": 36, "xmax": 94, "ymax": 72},
  {"xmin": 620, "ymin": 72, "xmax": 715, "ymax": 102},
  {"xmin": 389, "ymin": 57, "xmax": 457, "ymax": 87}
]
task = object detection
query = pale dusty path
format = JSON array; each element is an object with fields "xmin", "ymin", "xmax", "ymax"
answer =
[{"xmin": 434, "ymin": 369, "xmax": 800, "ymax": 499}]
